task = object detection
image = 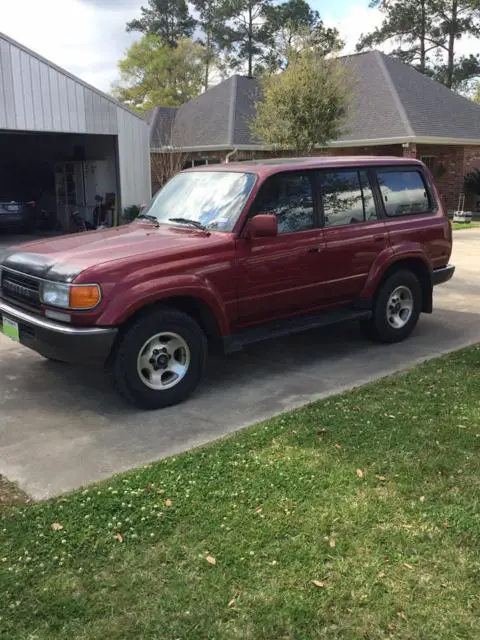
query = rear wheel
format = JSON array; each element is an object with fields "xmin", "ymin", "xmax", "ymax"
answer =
[
  {"xmin": 362, "ymin": 270, "xmax": 422, "ymax": 343},
  {"xmin": 113, "ymin": 308, "xmax": 207, "ymax": 409}
]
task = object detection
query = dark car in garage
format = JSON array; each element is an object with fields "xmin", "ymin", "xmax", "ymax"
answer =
[{"xmin": 0, "ymin": 197, "xmax": 36, "ymax": 233}]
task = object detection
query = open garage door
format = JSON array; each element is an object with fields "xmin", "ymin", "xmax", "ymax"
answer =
[{"xmin": 0, "ymin": 131, "xmax": 119, "ymax": 238}]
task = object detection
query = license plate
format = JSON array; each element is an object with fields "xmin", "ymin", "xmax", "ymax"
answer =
[{"xmin": 1, "ymin": 316, "xmax": 19, "ymax": 342}]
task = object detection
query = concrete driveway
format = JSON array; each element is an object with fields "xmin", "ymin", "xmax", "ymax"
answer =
[{"xmin": 1, "ymin": 230, "xmax": 480, "ymax": 499}]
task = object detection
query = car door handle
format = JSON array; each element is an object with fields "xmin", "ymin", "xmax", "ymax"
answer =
[
  {"xmin": 307, "ymin": 247, "xmax": 322, "ymax": 253},
  {"xmin": 373, "ymin": 235, "xmax": 385, "ymax": 242}
]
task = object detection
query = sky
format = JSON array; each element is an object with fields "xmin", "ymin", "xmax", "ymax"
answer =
[{"xmin": 0, "ymin": 0, "xmax": 477, "ymax": 94}]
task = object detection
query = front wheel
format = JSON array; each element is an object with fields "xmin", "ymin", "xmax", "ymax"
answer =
[
  {"xmin": 361, "ymin": 270, "xmax": 422, "ymax": 343},
  {"xmin": 113, "ymin": 309, "xmax": 207, "ymax": 409}
]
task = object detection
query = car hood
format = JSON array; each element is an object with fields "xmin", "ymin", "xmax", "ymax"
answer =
[{"xmin": 1, "ymin": 223, "xmax": 221, "ymax": 282}]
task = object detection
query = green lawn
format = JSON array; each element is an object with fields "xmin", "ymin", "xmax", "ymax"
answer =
[
  {"xmin": 451, "ymin": 221, "xmax": 480, "ymax": 230},
  {"xmin": 2, "ymin": 348, "xmax": 480, "ymax": 639}
]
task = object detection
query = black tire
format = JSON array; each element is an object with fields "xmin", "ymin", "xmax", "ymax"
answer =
[
  {"xmin": 362, "ymin": 270, "xmax": 422, "ymax": 343},
  {"xmin": 113, "ymin": 308, "xmax": 207, "ymax": 410}
]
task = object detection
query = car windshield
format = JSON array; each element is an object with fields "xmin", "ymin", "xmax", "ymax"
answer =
[{"xmin": 141, "ymin": 170, "xmax": 256, "ymax": 232}]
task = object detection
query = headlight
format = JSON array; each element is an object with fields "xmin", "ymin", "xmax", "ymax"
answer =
[{"xmin": 40, "ymin": 282, "xmax": 101, "ymax": 310}]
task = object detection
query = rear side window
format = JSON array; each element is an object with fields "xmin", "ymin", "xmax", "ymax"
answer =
[
  {"xmin": 377, "ymin": 170, "xmax": 432, "ymax": 217},
  {"xmin": 321, "ymin": 170, "xmax": 377, "ymax": 228}
]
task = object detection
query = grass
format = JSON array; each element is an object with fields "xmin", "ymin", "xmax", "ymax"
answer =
[
  {"xmin": 0, "ymin": 475, "xmax": 31, "ymax": 509},
  {"xmin": 451, "ymin": 221, "xmax": 480, "ymax": 230},
  {"xmin": 2, "ymin": 348, "xmax": 480, "ymax": 639}
]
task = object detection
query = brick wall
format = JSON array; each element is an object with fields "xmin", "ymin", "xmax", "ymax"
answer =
[{"xmin": 150, "ymin": 144, "xmax": 480, "ymax": 213}]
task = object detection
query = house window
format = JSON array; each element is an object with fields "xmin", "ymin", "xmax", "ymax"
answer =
[
  {"xmin": 420, "ymin": 155, "xmax": 436, "ymax": 170},
  {"xmin": 192, "ymin": 159, "xmax": 207, "ymax": 167}
]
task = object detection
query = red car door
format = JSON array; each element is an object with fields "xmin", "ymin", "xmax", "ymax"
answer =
[
  {"xmin": 320, "ymin": 169, "xmax": 389, "ymax": 305},
  {"xmin": 235, "ymin": 171, "xmax": 327, "ymax": 328}
]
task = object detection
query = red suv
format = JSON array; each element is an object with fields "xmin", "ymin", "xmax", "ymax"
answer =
[{"xmin": 0, "ymin": 157, "xmax": 454, "ymax": 409}]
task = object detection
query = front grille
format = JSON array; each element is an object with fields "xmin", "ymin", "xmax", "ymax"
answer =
[{"xmin": 0, "ymin": 269, "xmax": 41, "ymax": 308}]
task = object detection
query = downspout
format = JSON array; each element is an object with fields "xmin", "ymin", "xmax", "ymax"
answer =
[{"xmin": 225, "ymin": 148, "xmax": 238, "ymax": 163}]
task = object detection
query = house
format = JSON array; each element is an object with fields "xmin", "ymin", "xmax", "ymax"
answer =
[
  {"xmin": 0, "ymin": 32, "xmax": 151, "ymax": 231},
  {"xmin": 149, "ymin": 50, "xmax": 480, "ymax": 212}
]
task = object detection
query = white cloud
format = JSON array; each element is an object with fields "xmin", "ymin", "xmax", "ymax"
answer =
[
  {"xmin": 326, "ymin": 4, "xmax": 384, "ymax": 55},
  {"xmin": 0, "ymin": 0, "xmax": 141, "ymax": 92}
]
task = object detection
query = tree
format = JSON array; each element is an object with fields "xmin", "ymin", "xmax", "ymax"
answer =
[
  {"xmin": 192, "ymin": 0, "xmax": 226, "ymax": 89},
  {"xmin": 112, "ymin": 36, "xmax": 204, "ymax": 111},
  {"xmin": 251, "ymin": 51, "xmax": 349, "ymax": 154},
  {"xmin": 357, "ymin": 0, "xmax": 480, "ymax": 90},
  {"xmin": 431, "ymin": 0, "xmax": 480, "ymax": 90},
  {"xmin": 221, "ymin": 0, "xmax": 273, "ymax": 78},
  {"xmin": 357, "ymin": 0, "xmax": 436, "ymax": 75},
  {"xmin": 126, "ymin": 0, "xmax": 196, "ymax": 46},
  {"xmin": 262, "ymin": 0, "xmax": 343, "ymax": 72},
  {"xmin": 473, "ymin": 81, "xmax": 480, "ymax": 102}
]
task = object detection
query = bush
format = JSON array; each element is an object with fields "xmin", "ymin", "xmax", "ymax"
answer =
[{"xmin": 123, "ymin": 205, "xmax": 141, "ymax": 222}]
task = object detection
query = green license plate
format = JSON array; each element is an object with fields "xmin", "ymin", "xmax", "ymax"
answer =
[{"xmin": 2, "ymin": 316, "xmax": 20, "ymax": 342}]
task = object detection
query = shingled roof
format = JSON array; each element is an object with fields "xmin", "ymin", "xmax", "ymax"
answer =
[{"xmin": 149, "ymin": 50, "xmax": 480, "ymax": 151}]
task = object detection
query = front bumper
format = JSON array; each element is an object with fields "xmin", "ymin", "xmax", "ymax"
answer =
[
  {"xmin": 0, "ymin": 300, "xmax": 117, "ymax": 366},
  {"xmin": 432, "ymin": 264, "xmax": 455, "ymax": 286}
]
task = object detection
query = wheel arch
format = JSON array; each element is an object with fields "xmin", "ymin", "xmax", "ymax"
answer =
[
  {"xmin": 374, "ymin": 258, "xmax": 433, "ymax": 313},
  {"xmin": 107, "ymin": 295, "xmax": 223, "ymax": 367}
]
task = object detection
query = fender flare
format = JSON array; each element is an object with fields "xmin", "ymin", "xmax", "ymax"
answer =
[{"xmin": 98, "ymin": 274, "xmax": 231, "ymax": 335}]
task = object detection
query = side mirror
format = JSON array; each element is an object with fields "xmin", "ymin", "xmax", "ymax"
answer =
[{"xmin": 247, "ymin": 214, "xmax": 278, "ymax": 238}]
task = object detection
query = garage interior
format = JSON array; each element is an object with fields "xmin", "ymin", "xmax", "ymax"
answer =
[{"xmin": 0, "ymin": 131, "xmax": 119, "ymax": 235}]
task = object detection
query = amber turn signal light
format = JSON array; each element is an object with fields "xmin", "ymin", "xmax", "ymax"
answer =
[{"xmin": 69, "ymin": 285, "xmax": 101, "ymax": 309}]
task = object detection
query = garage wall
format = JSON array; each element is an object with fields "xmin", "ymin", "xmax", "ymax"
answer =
[
  {"xmin": 0, "ymin": 34, "xmax": 119, "ymax": 135},
  {"xmin": 117, "ymin": 107, "xmax": 151, "ymax": 209},
  {"xmin": 0, "ymin": 31, "xmax": 151, "ymax": 213}
]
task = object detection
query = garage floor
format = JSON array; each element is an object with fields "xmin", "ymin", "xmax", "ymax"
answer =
[{"xmin": 1, "ymin": 231, "xmax": 479, "ymax": 499}]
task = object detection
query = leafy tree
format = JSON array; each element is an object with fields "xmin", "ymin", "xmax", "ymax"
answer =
[
  {"xmin": 262, "ymin": 0, "xmax": 343, "ymax": 71},
  {"xmin": 473, "ymin": 80, "xmax": 480, "ymax": 102},
  {"xmin": 126, "ymin": 0, "xmax": 196, "ymax": 46},
  {"xmin": 251, "ymin": 51, "xmax": 349, "ymax": 154},
  {"xmin": 112, "ymin": 36, "xmax": 204, "ymax": 111},
  {"xmin": 357, "ymin": 0, "xmax": 480, "ymax": 90}
]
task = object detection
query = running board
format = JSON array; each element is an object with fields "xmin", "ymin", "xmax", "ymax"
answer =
[{"xmin": 223, "ymin": 308, "xmax": 372, "ymax": 354}]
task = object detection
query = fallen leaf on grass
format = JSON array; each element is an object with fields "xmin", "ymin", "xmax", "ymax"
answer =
[
  {"xmin": 144, "ymin": 483, "xmax": 153, "ymax": 492},
  {"xmin": 403, "ymin": 563, "xmax": 414, "ymax": 570},
  {"xmin": 312, "ymin": 580, "xmax": 326, "ymax": 588},
  {"xmin": 255, "ymin": 507, "xmax": 262, "ymax": 514},
  {"xmin": 419, "ymin": 496, "xmax": 425, "ymax": 503},
  {"xmin": 51, "ymin": 522, "xmax": 63, "ymax": 531},
  {"xmin": 356, "ymin": 468, "xmax": 364, "ymax": 478},
  {"xmin": 165, "ymin": 499, "xmax": 172, "ymax": 507},
  {"xmin": 329, "ymin": 538, "xmax": 336, "ymax": 548},
  {"xmin": 206, "ymin": 555, "xmax": 216, "ymax": 565},
  {"xmin": 114, "ymin": 533, "xmax": 123, "ymax": 543},
  {"xmin": 228, "ymin": 598, "xmax": 236, "ymax": 608},
  {"xmin": 375, "ymin": 475, "xmax": 387, "ymax": 481},
  {"xmin": 334, "ymin": 444, "xmax": 342, "ymax": 450},
  {"xmin": 397, "ymin": 611, "xmax": 407, "ymax": 620}
]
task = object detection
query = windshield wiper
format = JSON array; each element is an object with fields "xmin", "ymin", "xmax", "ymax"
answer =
[
  {"xmin": 137, "ymin": 213, "xmax": 160, "ymax": 227},
  {"xmin": 168, "ymin": 217, "xmax": 208, "ymax": 232}
]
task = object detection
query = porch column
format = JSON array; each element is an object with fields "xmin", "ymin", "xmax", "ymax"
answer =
[{"xmin": 402, "ymin": 142, "xmax": 417, "ymax": 158}]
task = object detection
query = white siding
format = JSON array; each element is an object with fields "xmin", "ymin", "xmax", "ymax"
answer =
[
  {"xmin": 0, "ymin": 31, "xmax": 151, "ymax": 215},
  {"xmin": 0, "ymin": 32, "xmax": 138, "ymax": 137},
  {"xmin": 117, "ymin": 106, "xmax": 151, "ymax": 209}
]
